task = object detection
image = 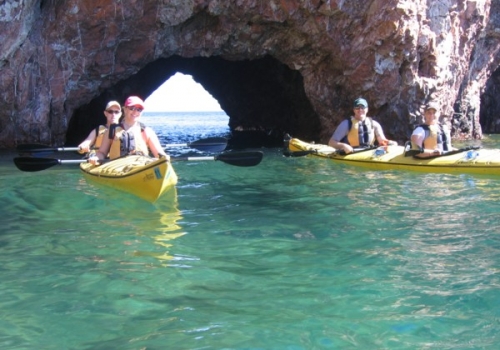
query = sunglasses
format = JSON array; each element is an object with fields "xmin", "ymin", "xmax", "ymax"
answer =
[
  {"xmin": 106, "ymin": 110, "xmax": 121, "ymax": 114},
  {"xmin": 354, "ymin": 106, "xmax": 367, "ymax": 110},
  {"xmin": 127, "ymin": 106, "xmax": 144, "ymax": 113}
]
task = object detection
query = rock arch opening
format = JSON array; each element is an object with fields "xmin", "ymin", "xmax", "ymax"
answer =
[
  {"xmin": 145, "ymin": 73, "xmax": 223, "ymax": 112},
  {"xmin": 66, "ymin": 55, "xmax": 321, "ymax": 148}
]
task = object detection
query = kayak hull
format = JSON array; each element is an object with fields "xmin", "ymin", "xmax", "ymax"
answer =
[
  {"xmin": 287, "ymin": 137, "xmax": 500, "ymax": 175},
  {"xmin": 80, "ymin": 155, "xmax": 178, "ymax": 202}
]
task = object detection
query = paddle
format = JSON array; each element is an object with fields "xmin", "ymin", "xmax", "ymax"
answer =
[
  {"xmin": 284, "ymin": 146, "xmax": 377, "ymax": 157},
  {"xmin": 17, "ymin": 137, "xmax": 229, "ymax": 155},
  {"xmin": 172, "ymin": 151, "xmax": 263, "ymax": 167},
  {"xmin": 13, "ymin": 151, "xmax": 263, "ymax": 172},
  {"xmin": 13, "ymin": 157, "xmax": 85, "ymax": 172},
  {"xmin": 442, "ymin": 146, "xmax": 481, "ymax": 156},
  {"xmin": 165, "ymin": 137, "xmax": 228, "ymax": 152},
  {"xmin": 16, "ymin": 144, "xmax": 80, "ymax": 153},
  {"xmin": 283, "ymin": 150, "xmax": 316, "ymax": 157},
  {"xmin": 414, "ymin": 146, "xmax": 481, "ymax": 159},
  {"xmin": 336, "ymin": 146, "xmax": 378, "ymax": 155}
]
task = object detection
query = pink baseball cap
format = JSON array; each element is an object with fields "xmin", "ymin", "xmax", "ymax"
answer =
[{"xmin": 124, "ymin": 96, "xmax": 145, "ymax": 108}]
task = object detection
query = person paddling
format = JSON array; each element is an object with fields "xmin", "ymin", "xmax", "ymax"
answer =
[
  {"xmin": 88, "ymin": 96, "xmax": 168, "ymax": 165},
  {"xmin": 410, "ymin": 102, "xmax": 457, "ymax": 158},
  {"xmin": 328, "ymin": 97, "xmax": 397, "ymax": 154},
  {"xmin": 78, "ymin": 100, "xmax": 122, "ymax": 154}
]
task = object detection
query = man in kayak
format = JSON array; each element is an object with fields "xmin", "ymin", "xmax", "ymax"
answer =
[
  {"xmin": 78, "ymin": 100, "xmax": 122, "ymax": 154},
  {"xmin": 88, "ymin": 96, "xmax": 168, "ymax": 165},
  {"xmin": 410, "ymin": 102, "xmax": 456, "ymax": 158},
  {"xmin": 328, "ymin": 97, "xmax": 396, "ymax": 154}
]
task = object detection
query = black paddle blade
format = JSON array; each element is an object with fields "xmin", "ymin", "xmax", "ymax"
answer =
[
  {"xmin": 13, "ymin": 157, "xmax": 60, "ymax": 172},
  {"xmin": 215, "ymin": 151, "xmax": 264, "ymax": 167},
  {"xmin": 16, "ymin": 143, "xmax": 52, "ymax": 152},
  {"xmin": 189, "ymin": 137, "xmax": 228, "ymax": 152},
  {"xmin": 283, "ymin": 150, "xmax": 314, "ymax": 157}
]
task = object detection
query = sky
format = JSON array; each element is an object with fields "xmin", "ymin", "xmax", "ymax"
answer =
[{"xmin": 144, "ymin": 73, "xmax": 223, "ymax": 112}]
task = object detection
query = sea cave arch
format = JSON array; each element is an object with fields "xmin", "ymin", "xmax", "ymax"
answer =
[{"xmin": 66, "ymin": 55, "xmax": 321, "ymax": 148}]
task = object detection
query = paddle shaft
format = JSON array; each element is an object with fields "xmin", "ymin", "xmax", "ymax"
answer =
[
  {"xmin": 173, "ymin": 156, "xmax": 217, "ymax": 161},
  {"xmin": 57, "ymin": 159, "xmax": 87, "ymax": 164},
  {"xmin": 17, "ymin": 144, "xmax": 81, "ymax": 153},
  {"xmin": 285, "ymin": 146, "xmax": 377, "ymax": 157},
  {"xmin": 415, "ymin": 146, "xmax": 481, "ymax": 159}
]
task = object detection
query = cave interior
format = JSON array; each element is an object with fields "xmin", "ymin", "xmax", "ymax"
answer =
[{"xmin": 66, "ymin": 55, "xmax": 322, "ymax": 148}]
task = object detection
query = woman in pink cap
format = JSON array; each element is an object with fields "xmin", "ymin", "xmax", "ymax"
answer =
[
  {"xmin": 88, "ymin": 96, "xmax": 168, "ymax": 164},
  {"xmin": 78, "ymin": 100, "xmax": 122, "ymax": 154}
]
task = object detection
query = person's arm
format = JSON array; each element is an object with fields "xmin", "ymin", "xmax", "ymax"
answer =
[
  {"xmin": 443, "ymin": 125, "xmax": 458, "ymax": 151},
  {"xmin": 328, "ymin": 139, "xmax": 353, "ymax": 153},
  {"xmin": 410, "ymin": 133, "xmax": 423, "ymax": 150},
  {"xmin": 78, "ymin": 129, "xmax": 97, "ymax": 153},
  {"xmin": 88, "ymin": 129, "xmax": 112, "ymax": 165},
  {"xmin": 328, "ymin": 120, "xmax": 353, "ymax": 153},
  {"xmin": 145, "ymin": 127, "xmax": 169, "ymax": 160},
  {"xmin": 373, "ymin": 122, "xmax": 397, "ymax": 146},
  {"xmin": 413, "ymin": 148, "xmax": 442, "ymax": 158}
]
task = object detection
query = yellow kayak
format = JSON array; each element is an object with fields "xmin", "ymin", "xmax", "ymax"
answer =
[
  {"xmin": 80, "ymin": 155, "xmax": 178, "ymax": 202},
  {"xmin": 287, "ymin": 137, "xmax": 500, "ymax": 175}
]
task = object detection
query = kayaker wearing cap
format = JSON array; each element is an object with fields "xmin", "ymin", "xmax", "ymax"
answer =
[
  {"xmin": 410, "ymin": 102, "xmax": 456, "ymax": 158},
  {"xmin": 88, "ymin": 96, "xmax": 168, "ymax": 165},
  {"xmin": 78, "ymin": 100, "xmax": 122, "ymax": 154},
  {"xmin": 328, "ymin": 97, "xmax": 397, "ymax": 154}
]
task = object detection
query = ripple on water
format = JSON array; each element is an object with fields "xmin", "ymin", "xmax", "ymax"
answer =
[{"xmin": 1, "ymin": 131, "xmax": 500, "ymax": 348}]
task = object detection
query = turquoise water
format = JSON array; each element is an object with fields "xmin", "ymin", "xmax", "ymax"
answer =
[{"xmin": 1, "ymin": 112, "xmax": 500, "ymax": 349}]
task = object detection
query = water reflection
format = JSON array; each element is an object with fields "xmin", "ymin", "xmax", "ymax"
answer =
[{"xmin": 132, "ymin": 189, "xmax": 187, "ymax": 264}]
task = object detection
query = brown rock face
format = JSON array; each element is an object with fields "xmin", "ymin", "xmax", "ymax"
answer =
[{"xmin": 1, "ymin": 0, "xmax": 500, "ymax": 148}]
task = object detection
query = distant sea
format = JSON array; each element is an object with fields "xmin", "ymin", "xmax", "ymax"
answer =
[{"xmin": 141, "ymin": 111, "xmax": 230, "ymax": 146}]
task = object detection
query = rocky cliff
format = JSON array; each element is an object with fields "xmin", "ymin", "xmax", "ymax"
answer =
[{"xmin": 1, "ymin": 0, "xmax": 499, "ymax": 148}]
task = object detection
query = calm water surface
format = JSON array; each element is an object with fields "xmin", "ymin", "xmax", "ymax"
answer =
[{"xmin": 1, "ymin": 112, "xmax": 499, "ymax": 349}]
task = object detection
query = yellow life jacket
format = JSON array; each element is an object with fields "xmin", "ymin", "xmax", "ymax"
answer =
[
  {"xmin": 411, "ymin": 124, "xmax": 451, "ymax": 152},
  {"xmin": 344, "ymin": 117, "xmax": 374, "ymax": 147},
  {"xmin": 108, "ymin": 123, "xmax": 149, "ymax": 160},
  {"xmin": 423, "ymin": 124, "xmax": 439, "ymax": 150},
  {"xmin": 94, "ymin": 125, "xmax": 108, "ymax": 149}
]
